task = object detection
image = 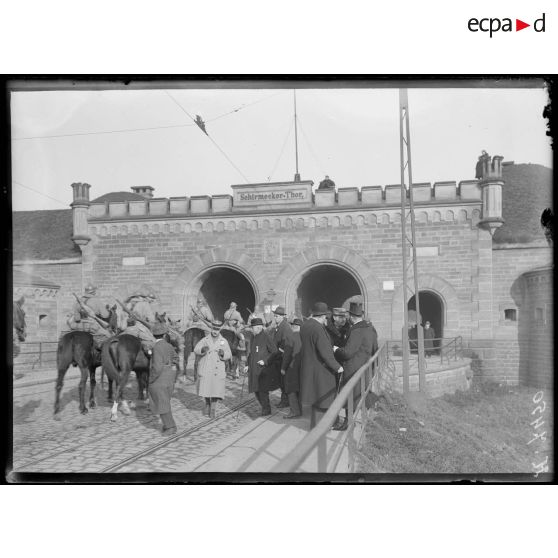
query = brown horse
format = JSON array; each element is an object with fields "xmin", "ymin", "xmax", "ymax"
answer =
[{"xmin": 54, "ymin": 331, "xmax": 100, "ymax": 417}]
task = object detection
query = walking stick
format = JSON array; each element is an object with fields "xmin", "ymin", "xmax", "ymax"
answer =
[{"xmin": 235, "ymin": 365, "xmax": 248, "ymax": 422}]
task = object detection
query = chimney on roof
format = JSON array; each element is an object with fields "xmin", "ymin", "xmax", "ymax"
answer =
[
  {"xmin": 70, "ymin": 182, "xmax": 91, "ymax": 247},
  {"xmin": 131, "ymin": 186, "xmax": 154, "ymax": 199}
]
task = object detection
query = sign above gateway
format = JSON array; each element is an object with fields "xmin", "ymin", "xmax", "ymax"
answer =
[{"xmin": 231, "ymin": 180, "xmax": 314, "ymax": 211}]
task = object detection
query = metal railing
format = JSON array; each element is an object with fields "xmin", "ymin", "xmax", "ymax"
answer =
[
  {"xmin": 386, "ymin": 336, "xmax": 464, "ymax": 370},
  {"xmin": 272, "ymin": 343, "xmax": 389, "ymax": 473},
  {"xmin": 13, "ymin": 341, "xmax": 58, "ymax": 370}
]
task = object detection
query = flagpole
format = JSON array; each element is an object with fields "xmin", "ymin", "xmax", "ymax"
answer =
[{"xmin": 294, "ymin": 90, "xmax": 300, "ymax": 182}]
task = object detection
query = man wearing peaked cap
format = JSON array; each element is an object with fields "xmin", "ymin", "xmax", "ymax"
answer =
[
  {"xmin": 149, "ymin": 320, "xmax": 180, "ymax": 436},
  {"xmin": 271, "ymin": 306, "xmax": 294, "ymax": 408},
  {"xmin": 299, "ymin": 302, "xmax": 344, "ymax": 427},
  {"xmin": 333, "ymin": 301, "xmax": 378, "ymax": 431},
  {"xmin": 326, "ymin": 306, "xmax": 350, "ymax": 349}
]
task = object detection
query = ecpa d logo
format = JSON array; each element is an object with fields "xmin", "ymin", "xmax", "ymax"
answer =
[{"xmin": 468, "ymin": 13, "xmax": 545, "ymax": 37}]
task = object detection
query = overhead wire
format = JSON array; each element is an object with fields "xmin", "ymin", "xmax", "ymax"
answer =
[
  {"xmin": 12, "ymin": 91, "xmax": 285, "ymax": 141},
  {"xmin": 164, "ymin": 91, "xmax": 251, "ymax": 183},
  {"xmin": 12, "ymin": 180, "xmax": 68, "ymax": 206},
  {"xmin": 267, "ymin": 119, "xmax": 294, "ymax": 182}
]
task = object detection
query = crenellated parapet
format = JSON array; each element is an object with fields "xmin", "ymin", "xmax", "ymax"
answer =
[{"xmin": 85, "ymin": 179, "xmax": 482, "ymax": 223}]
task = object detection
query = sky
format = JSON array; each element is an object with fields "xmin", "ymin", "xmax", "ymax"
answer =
[{"xmin": 10, "ymin": 82, "xmax": 552, "ymax": 212}]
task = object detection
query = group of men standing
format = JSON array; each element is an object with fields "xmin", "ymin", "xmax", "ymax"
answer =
[{"xmin": 244, "ymin": 301, "xmax": 378, "ymax": 431}]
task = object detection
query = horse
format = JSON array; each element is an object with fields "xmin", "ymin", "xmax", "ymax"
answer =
[
  {"xmin": 13, "ymin": 297, "xmax": 27, "ymax": 359},
  {"xmin": 102, "ymin": 334, "xmax": 150, "ymax": 421},
  {"xmin": 183, "ymin": 327, "xmax": 206, "ymax": 382},
  {"xmin": 55, "ymin": 306, "xmax": 121, "ymax": 418},
  {"xmin": 54, "ymin": 331, "xmax": 101, "ymax": 418},
  {"xmin": 102, "ymin": 329, "xmax": 182, "ymax": 422}
]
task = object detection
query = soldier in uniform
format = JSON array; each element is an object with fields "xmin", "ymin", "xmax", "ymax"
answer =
[
  {"xmin": 126, "ymin": 291, "xmax": 157, "ymax": 324},
  {"xmin": 222, "ymin": 301, "xmax": 246, "ymax": 350},
  {"xmin": 326, "ymin": 307, "xmax": 350, "ymax": 348},
  {"xmin": 149, "ymin": 322, "xmax": 180, "ymax": 436},
  {"xmin": 270, "ymin": 306, "xmax": 294, "ymax": 408},
  {"xmin": 318, "ymin": 175, "xmax": 336, "ymax": 190},
  {"xmin": 68, "ymin": 284, "xmax": 113, "ymax": 353}
]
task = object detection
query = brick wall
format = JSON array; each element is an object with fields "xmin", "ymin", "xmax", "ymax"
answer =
[
  {"xmin": 486, "ymin": 244, "xmax": 553, "ymax": 384},
  {"xmin": 13, "ymin": 262, "xmax": 83, "ymax": 340},
  {"xmin": 84, "ymin": 215, "xmax": 479, "ymax": 343}
]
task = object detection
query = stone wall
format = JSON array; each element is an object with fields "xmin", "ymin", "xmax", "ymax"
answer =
[
  {"xmin": 13, "ymin": 262, "xmax": 83, "ymax": 340},
  {"xmin": 83, "ymin": 205, "xmax": 482, "ymax": 344}
]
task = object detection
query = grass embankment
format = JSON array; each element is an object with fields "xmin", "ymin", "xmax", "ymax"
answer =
[{"xmin": 358, "ymin": 382, "xmax": 553, "ymax": 474}]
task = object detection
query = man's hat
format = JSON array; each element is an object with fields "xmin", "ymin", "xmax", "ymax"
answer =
[
  {"xmin": 311, "ymin": 302, "xmax": 329, "ymax": 316},
  {"xmin": 291, "ymin": 317, "xmax": 304, "ymax": 327},
  {"xmin": 229, "ymin": 302, "xmax": 237, "ymax": 307},
  {"xmin": 348, "ymin": 302, "xmax": 364, "ymax": 317},
  {"xmin": 273, "ymin": 306, "xmax": 286, "ymax": 316},
  {"xmin": 332, "ymin": 307, "xmax": 347, "ymax": 317},
  {"xmin": 250, "ymin": 317, "xmax": 264, "ymax": 326},
  {"xmin": 152, "ymin": 323, "xmax": 167, "ymax": 336},
  {"xmin": 211, "ymin": 320, "xmax": 223, "ymax": 330}
]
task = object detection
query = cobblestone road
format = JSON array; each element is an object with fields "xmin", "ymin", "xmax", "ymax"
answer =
[{"xmin": 11, "ymin": 366, "xmax": 276, "ymax": 474}]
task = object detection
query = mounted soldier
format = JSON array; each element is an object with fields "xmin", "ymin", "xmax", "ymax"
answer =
[
  {"xmin": 222, "ymin": 301, "xmax": 246, "ymax": 347},
  {"xmin": 125, "ymin": 290, "xmax": 158, "ymax": 324},
  {"xmin": 67, "ymin": 284, "xmax": 115, "ymax": 356},
  {"xmin": 186, "ymin": 298, "xmax": 214, "ymax": 334}
]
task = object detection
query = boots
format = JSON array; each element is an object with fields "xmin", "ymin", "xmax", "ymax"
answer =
[
  {"xmin": 203, "ymin": 398, "xmax": 211, "ymax": 416},
  {"xmin": 277, "ymin": 391, "xmax": 290, "ymax": 408},
  {"xmin": 284, "ymin": 392, "xmax": 302, "ymax": 419},
  {"xmin": 210, "ymin": 401, "xmax": 216, "ymax": 418}
]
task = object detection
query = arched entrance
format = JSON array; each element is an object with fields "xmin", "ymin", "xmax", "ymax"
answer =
[
  {"xmin": 295, "ymin": 264, "xmax": 361, "ymax": 317},
  {"xmin": 190, "ymin": 266, "xmax": 256, "ymax": 323},
  {"xmin": 408, "ymin": 290, "xmax": 444, "ymax": 348}
]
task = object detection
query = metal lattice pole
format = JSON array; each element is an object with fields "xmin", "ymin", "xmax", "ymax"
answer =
[{"xmin": 398, "ymin": 89, "xmax": 426, "ymax": 395}]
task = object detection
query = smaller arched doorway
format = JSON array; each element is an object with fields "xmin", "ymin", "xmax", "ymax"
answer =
[
  {"xmin": 408, "ymin": 291, "xmax": 444, "ymax": 347},
  {"xmin": 191, "ymin": 267, "xmax": 256, "ymax": 323},
  {"xmin": 295, "ymin": 264, "xmax": 361, "ymax": 317}
]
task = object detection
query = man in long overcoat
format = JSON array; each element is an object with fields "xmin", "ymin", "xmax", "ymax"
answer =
[
  {"xmin": 149, "ymin": 322, "xmax": 180, "ymax": 436},
  {"xmin": 333, "ymin": 302, "xmax": 378, "ymax": 431},
  {"xmin": 245, "ymin": 317, "xmax": 279, "ymax": 416},
  {"xmin": 194, "ymin": 320, "xmax": 232, "ymax": 417},
  {"xmin": 270, "ymin": 306, "xmax": 295, "ymax": 408},
  {"xmin": 283, "ymin": 317, "xmax": 303, "ymax": 419},
  {"xmin": 423, "ymin": 321, "xmax": 436, "ymax": 357},
  {"xmin": 299, "ymin": 302, "xmax": 344, "ymax": 427}
]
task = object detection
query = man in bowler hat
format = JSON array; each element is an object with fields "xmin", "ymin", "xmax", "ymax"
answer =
[
  {"xmin": 299, "ymin": 302, "xmax": 344, "ymax": 427},
  {"xmin": 333, "ymin": 302, "xmax": 378, "ymax": 431},
  {"xmin": 271, "ymin": 306, "xmax": 295, "ymax": 408},
  {"xmin": 245, "ymin": 317, "xmax": 280, "ymax": 416}
]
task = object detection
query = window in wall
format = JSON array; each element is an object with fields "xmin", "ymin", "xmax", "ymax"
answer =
[
  {"xmin": 504, "ymin": 308, "xmax": 517, "ymax": 322},
  {"xmin": 535, "ymin": 307, "xmax": 545, "ymax": 324},
  {"xmin": 38, "ymin": 314, "xmax": 49, "ymax": 327}
]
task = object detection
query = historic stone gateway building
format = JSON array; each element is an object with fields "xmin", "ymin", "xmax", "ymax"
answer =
[{"xmin": 12, "ymin": 155, "xmax": 552, "ymax": 387}]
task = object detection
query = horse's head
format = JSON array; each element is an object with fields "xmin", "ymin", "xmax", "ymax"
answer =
[
  {"xmin": 13, "ymin": 300, "xmax": 26, "ymax": 342},
  {"xmin": 155, "ymin": 312, "xmax": 167, "ymax": 324}
]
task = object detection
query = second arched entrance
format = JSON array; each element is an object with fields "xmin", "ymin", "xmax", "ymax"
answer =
[{"xmin": 294, "ymin": 264, "xmax": 362, "ymax": 317}]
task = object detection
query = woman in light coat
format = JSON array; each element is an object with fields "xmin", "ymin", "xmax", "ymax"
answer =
[{"xmin": 194, "ymin": 320, "xmax": 232, "ymax": 417}]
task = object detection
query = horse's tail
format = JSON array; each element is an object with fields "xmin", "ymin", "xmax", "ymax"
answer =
[{"xmin": 101, "ymin": 336, "xmax": 120, "ymax": 386}]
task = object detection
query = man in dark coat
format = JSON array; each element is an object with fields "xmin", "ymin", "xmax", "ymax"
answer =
[
  {"xmin": 333, "ymin": 302, "xmax": 378, "ymax": 431},
  {"xmin": 299, "ymin": 302, "xmax": 344, "ymax": 427},
  {"xmin": 245, "ymin": 317, "xmax": 279, "ymax": 416},
  {"xmin": 270, "ymin": 306, "xmax": 295, "ymax": 408},
  {"xmin": 284, "ymin": 317, "xmax": 303, "ymax": 419},
  {"xmin": 318, "ymin": 175, "xmax": 336, "ymax": 190},
  {"xmin": 423, "ymin": 321, "xmax": 436, "ymax": 357},
  {"xmin": 149, "ymin": 322, "xmax": 180, "ymax": 436},
  {"xmin": 326, "ymin": 307, "xmax": 350, "ymax": 348}
]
